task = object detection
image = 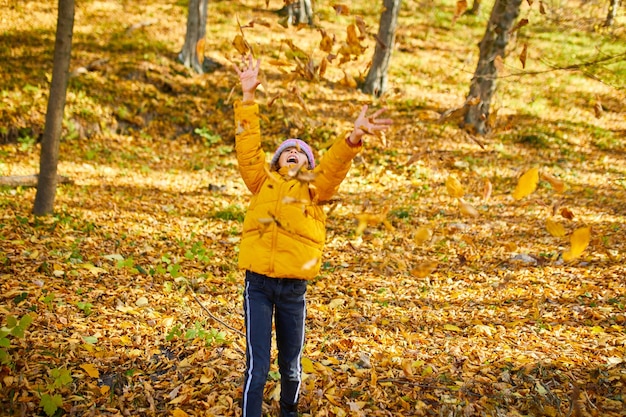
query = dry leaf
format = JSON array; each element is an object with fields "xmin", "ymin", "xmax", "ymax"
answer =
[
  {"xmin": 445, "ymin": 175, "xmax": 465, "ymax": 198},
  {"xmin": 232, "ymin": 34, "xmax": 249, "ymax": 55},
  {"xmin": 546, "ymin": 218, "xmax": 566, "ymax": 237},
  {"xmin": 411, "ymin": 261, "xmax": 438, "ymax": 278},
  {"xmin": 519, "ymin": 43, "xmax": 528, "ymax": 68},
  {"xmin": 541, "ymin": 171, "xmax": 566, "ymax": 193},
  {"xmin": 513, "ymin": 167, "xmax": 539, "ymax": 200},
  {"xmin": 562, "ymin": 226, "xmax": 591, "ymax": 261},
  {"xmin": 459, "ymin": 199, "xmax": 479, "ymax": 217},
  {"xmin": 413, "ymin": 227, "xmax": 433, "ymax": 245},
  {"xmin": 560, "ymin": 207, "xmax": 574, "ymax": 220},
  {"xmin": 482, "ymin": 178, "xmax": 493, "ymax": 201}
]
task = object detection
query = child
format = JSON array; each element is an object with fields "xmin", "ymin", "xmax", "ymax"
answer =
[{"xmin": 233, "ymin": 54, "xmax": 392, "ymax": 417}]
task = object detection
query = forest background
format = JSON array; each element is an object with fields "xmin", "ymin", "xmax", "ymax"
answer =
[{"xmin": 1, "ymin": 0, "xmax": 625, "ymax": 416}]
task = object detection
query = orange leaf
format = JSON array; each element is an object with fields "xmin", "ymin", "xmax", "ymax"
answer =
[
  {"xmin": 410, "ymin": 261, "xmax": 438, "ymax": 278},
  {"xmin": 195, "ymin": 38, "xmax": 205, "ymax": 61}
]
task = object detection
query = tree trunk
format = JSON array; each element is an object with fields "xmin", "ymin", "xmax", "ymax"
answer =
[
  {"xmin": 361, "ymin": 0, "xmax": 401, "ymax": 97},
  {"xmin": 282, "ymin": 0, "xmax": 314, "ymax": 26},
  {"xmin": 179, "ymin": 0, "xmax": 208, "ymax": 74},
  {"xmin": 463, "ymin": 0, "xmax": 522, "ymax": 135},
  {"xmin": 33, "ymin": 0, "xmax": 74, "ymax": 216},
  {"xmin": 604, "ymin": 0, "xmax": 619, "ymax": 27}
]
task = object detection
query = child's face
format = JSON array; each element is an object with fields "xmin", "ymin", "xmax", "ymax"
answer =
[{"xmin": 277, "ymin": 146, "xmax": 308, "ymax": 170}]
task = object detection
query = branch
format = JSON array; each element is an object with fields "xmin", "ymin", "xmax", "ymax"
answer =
[
  {"xmin": 0, "ymin": 175, "xmax": 73, "ymax": 188},
  {"xmin": 190, "ymin": 291, "xmax": 246, "ymax": 339}
]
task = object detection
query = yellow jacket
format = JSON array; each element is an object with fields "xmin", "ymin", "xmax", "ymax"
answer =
[{"xmin": 234, "ymin": 101, "xmax": 361, "ymax": 279}]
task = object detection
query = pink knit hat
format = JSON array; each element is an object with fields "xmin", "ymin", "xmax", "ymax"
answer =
[{"xmin": 270, "ymin": 138, "xmax": 315, "ymax": 170}]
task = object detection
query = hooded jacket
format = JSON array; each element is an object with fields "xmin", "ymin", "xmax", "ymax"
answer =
[{"xmin": 234, "ymin": 101, "xmax": 361, "ymax": 279}]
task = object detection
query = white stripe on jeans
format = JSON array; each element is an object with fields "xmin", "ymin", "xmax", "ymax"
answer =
[{"xmin": 242, "ymin": 280, "xmax": 253, "ymax": 417}]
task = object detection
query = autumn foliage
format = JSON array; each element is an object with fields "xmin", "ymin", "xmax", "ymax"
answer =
[{"xmin": 1, "ymin": 0, "xmax": 625, "ymax": 416}]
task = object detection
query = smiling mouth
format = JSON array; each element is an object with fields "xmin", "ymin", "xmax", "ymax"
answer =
[{"xmin": 287, "ymin": 156, "xmax": 298, "ymax": 164}]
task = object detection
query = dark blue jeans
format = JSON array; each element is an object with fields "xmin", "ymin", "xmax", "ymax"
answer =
[{"xmin": 242, "ymin": 271, "xmax": 307, "ymax": 417}]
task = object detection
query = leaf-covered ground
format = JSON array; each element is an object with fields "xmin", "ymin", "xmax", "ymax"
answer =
[{"xmin": 1, "ymin": 0, "xmax": 625, "ymax": 416}]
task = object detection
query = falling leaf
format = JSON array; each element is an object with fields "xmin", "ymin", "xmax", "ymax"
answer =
[
  {"xmin": 445, "ymin": 175, "xmax": 465, "ymax": 198},
  {"xmin": 413, "ymin": 227, "xmax": 433, "ymax": 245},
  {"xmin": 513, "ymin": 167, "xmax": 539, "ymax": 200},
  {"xmin": 562, "ymin": 226, "xmax": 591, "ymax": 261},
  {"xmin": 332, "ymin": 3, "xmax": 350, "ymax": 15},
  {"xmin": 410, "ymin": 261, "xmax": 438, "ymax": 278},
  {"xmin": 541, "ymin": 171, "xmax": 566, "ymax": 193},
  {"xmin": 459, "ymin": 199, "xmax": 479, "ymax": 217},
  {"xmin": 482, "ymin": 178, "xmax": 493, "ymax": 201},
  {"xmin": 232, "ymin": 34, "xmax": 249, "ymax": 55},
  {"xmin": 509, "ymin": 18, "xmax": 529, "ymax": 34},
  {"xmin": 494, "ymin": 55, "xmax": 504, "ymax": 72},
  {"xmin": 546, "ymin": 218, "xmax": 566, "ymax": 237},
  {"xmin": 519, "ymin": 43, "xmax": 528, "ymax": 68},
  {"xmin": 560, "ymin": 207, "xmax": 574, "ymax": 220},
  {"xmin": 452, "ymin": 0, "xmax": 467, "ymax": 24},
  {"xmin": 195, "ymin": 38, "xmax": 205, "ymax": 61}
]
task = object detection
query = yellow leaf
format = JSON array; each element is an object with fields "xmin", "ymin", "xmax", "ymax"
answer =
[
  {"xmin": 413, "ymin": 227, "xmax": 433, "ymax": 245},
  {"xmin": 301, "ymin": 357, "xmax": 315, "ymax": 373},
  {"xmin": 513, "ymin": 167, "xmax": 539, "ymax": 200},
  {"xmin": 444, "ymin": 324, "xmax": 462, "ymax": 332},
  {"xmin": 445, "ymin": 175, "xmax": 465, "ymax": 198},
  {"xmin": 562, "ymin": 226, "xmax": 591, "ymax": 261},
  {"xmin": 171, "ymin": 409, "xmax": 189, "ymax": 417},
  {"xmin": 80, "ymin": 363, "xmax": 99, "ymax": 378},
  {"xmin": 100, "ymin": 385, "xmax": 110, "ymax": 395},
  {"xmin": 232, "ymin": 34, "xmax": 249, "ymax": 55},
  {"xmin": 545, "ymin": 218, "xmax": 566, "ymax": 237}
]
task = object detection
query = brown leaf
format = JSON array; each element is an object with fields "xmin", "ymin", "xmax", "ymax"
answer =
[
  {"xmin": 519, "ymin": 43, "xmax": 528, "ymax": 68},
  {"xmin": 560, "ymin": 207, "xmax": 574, "ymax": 220},
  {"xmin": 509, "ymin": 18, "xmax": 529, "ymax": 34},
  {"xmin": 332, "ymin": 3, "xmax": 350, "ymax": 15}
]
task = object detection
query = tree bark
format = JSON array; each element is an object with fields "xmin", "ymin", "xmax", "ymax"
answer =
[
  {"xmin": 604, "ymin": 0, "xmax": 619, "ymax": 27},
  {"xmin": 179, "ymin": 0, "xmax": 208, "ymax": 74},
  {"xmin": 361, "ymin": 0, "xmax": 401, "ymax": 97},
  {"xmin": 463, "ymin": 0, "xmax": 522, "ymax": 135},
  {"xmin": 33, "ymin": 0, "xmax": 74, "ymax": 216}
]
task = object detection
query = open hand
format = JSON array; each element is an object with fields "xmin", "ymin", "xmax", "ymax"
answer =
[
  {"xmin": 234, "ymin": 54, "xmax": 260, "ymax": 101},
  {"xmin": 349, "ymin": 105, "xmax": 393, "ymax": 145}
]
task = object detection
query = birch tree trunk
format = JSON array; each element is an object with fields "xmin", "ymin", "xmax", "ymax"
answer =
[
  {"xmin": 361, "ymin": 0, "xmax": 401, "ymax": 97},
  {"xmin": 33, "ymin": 0, "xmax": 74, "ymax": 216},
  {"xmin": 463, "ymin": 0, "xmax": 522, "ymax": 135}
]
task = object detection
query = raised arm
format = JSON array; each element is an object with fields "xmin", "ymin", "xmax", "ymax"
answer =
[{"xmin": 234, "ymin": 54, "xmax": 261, "ymax": 103}]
